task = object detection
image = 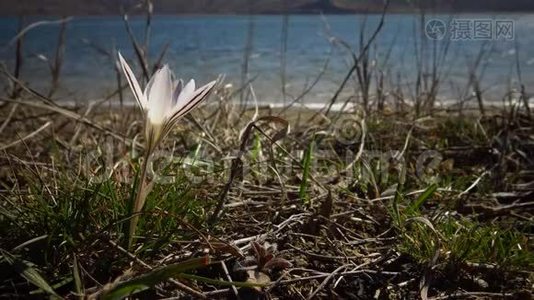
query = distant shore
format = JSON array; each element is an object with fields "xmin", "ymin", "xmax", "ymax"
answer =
[{"xmin": 2, "ymin": 0, "xmax": 534, "ymax": 17}]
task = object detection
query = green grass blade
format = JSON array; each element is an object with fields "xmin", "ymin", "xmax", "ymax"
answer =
[
  {"xmin": 299, "ymin": 140, "xmax": 314, "ymax": 205},
  {"xmin": 391, "ymin": 184, "xmax": 403, "ymax": 227},
  {"xmin": 0, "ymin": 249, "xmax": 61, "ymax": 299},
  {"xmin": 409, "ymin": 184, "xmax": 438, "ymax": 213},
  {"xmin": 101, "ymin": 256, "xmax": 209, "ymax": 300},
  {"xmin": 251, "ymin": 131, "xmax": 262, "ymax": 161}
]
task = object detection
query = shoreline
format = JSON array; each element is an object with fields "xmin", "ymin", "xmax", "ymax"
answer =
[
  {"xmin": 4, "ymin": 96, "xmax": 532, "ymax": 115},
  {"xmin": 2, "ymin": 11, "xmax": 534, "ymax": 18}
]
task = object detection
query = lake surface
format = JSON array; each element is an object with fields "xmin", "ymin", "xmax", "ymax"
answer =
[{"xmin": 1, "ymin": 14, "xmax": 533, "ymax": 105}]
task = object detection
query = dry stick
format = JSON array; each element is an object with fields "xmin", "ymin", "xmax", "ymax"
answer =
[
  {"xmin": 287, "ymin": 244, "xmax": 372, "ymax": 261},
  {"xmin": 152, "ymin": 42, "xmax": 170, "ymax": 72},
  {"xmin": 232, "ymin": 213, "xmax": 310, "ymax": 251},
  {"xmin": 1, "ymin": 63, "xmax": 136, "ymax": 146},
  {"xmin": 123, "ymin": 14, "xmax": 150, "ymax": 82},
  {"xmin": 307, "ymin": 264, "xmax": 351, "ymax": 300},
  {"xmin": 374, "ymin": 30, "xmax": 397, "ymax": 111},
  {"xmin": 280, "ymin": 12, "xmax": 289, "ymax": 105},
  {"xmin": 228, "ymin": 74, "xmax": 259, "ymax": 103},
  {"xmin": 467, "ymin": 201, "xmax": 534, "ymax": 216},
  {"xmin": 0, "ymin": 121, "xmax": 52, "ymax": 151},
  {"xmin": 81, "ymin": 37, "xmax": 111, "ymax": 57},
  {"xmin": 0, "ymin": 97, "xmax": 131, "ymax": 147},
  {"xmin": 419, "ymin": 11, "xmax": 433, "ymax": 113},
  {"xmin": 10, "ymin": 17, "xmax": 24, "ymax": 99},
  {"xmin": 514, "ymin": 38, "xmax": 531, "ymax": 119},
  {"xmin": 343, "ymin": 117, "xmax": 367, "ymax": 172},
  {"xmin": 429, "ymin": 292, "xmax": 514, "ymax": 300},
  {"xmin": 207, "ymin": 117, "xmax": 273, "ymax": 225},
  {"xmin": 466, "ymin": 42, "xmax": 491, "ymax": 116},
  {"xmin": 69, "ymin": 104, "xmax": 94, "ymax": 146},
  {"xmin": 239, "ymin": 12, "xmax": 255, "ymax": 109},
  {"xmin": 79, "ymin": 37, "xmax": 123, "ymax": 106},
  {"xmin": 289, "ymin": 15, "xmax": 349, "ymax": 118},
  {"xmin": 248, "ymin": 84, "xmax": 260, "ymax": 122},
  {"xmin": 220, "ymin": 261, "xmax": 239, "ymax": 297},
  {"xmin": 357, "ymin": 15, "xmax": 371, "ymax": 111},
  {"xmin": 276, "ymin": 268, "xmax": 399, "ymax": 286},
  {"xmin": 333, "ymin": 94, "xmax": 357, "ymax": 121},
  {"xmin": 412, "ymin": 13, "xmax": 423, "ymax": 116},
  {"xmin": 143, "ymin": 0, "xmax": 153, "ymax": 65},
  {"xmin": 425, "ymin": 14, "xmax": 451, "ymax": 114},
  {"xmin": 278, "ymin": 51, "xmax": 332, "ymax": 115},
  {"xmin": 208, "ymin": 159, "xmax": 241, "ymax": 226},
  {"xmin": 106, "ymin": 239, "xmax": 206, "ymax": 299},
  {"xmin": 84, "ymin": 29, "xmax": 167, "ymax": 107},
  {"xmin": 266, "ymin": 133, "xmax": 327, "ymax": 193},
  {"xmin": 471, "ymin": 74, "xmax": 485, "ymax": 116},
  {"xmin": 310, "ymin": 0, "xmax": 389, "ymax": 122},
  {"xmin": 318, "ymin": 52, "xmax": 356, "ymax": 119},
  {"xmin": 206, "ymin": 266, "xmax": 396, "ymax": 298},
  {"xmin": 0, "ymin": 103, "xmax": 18, "ymax": 135},
  {"xmin": 5, "ymin": 17, "xmax": 73, "ymax": 47},
  {"xmin": 249, "ymin": 86, "xmax": 288, "ymax": 204},
  {"xmin": 1, "ymin": 63, "xmax": 56, "ymax": 107},
  {"xmin": 458, "ymin": 171, "xmax": 489, "ymax": 198},
  {"xmin": 351, "ymin": 5, "xmax": 387, "ymax": 113},
  {"xmin": 331, "ymin": 35, "xmax": 363, "ymax": 108},
  {"xmin": 426, "ymin": 18, "xmax": 438, "ymax": 112},
  {"xmin": 48, "ymin": 19, "xmax": 67, "ymax": 98}
]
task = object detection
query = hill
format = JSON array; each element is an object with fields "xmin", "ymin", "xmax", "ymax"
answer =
[{"xmin": 1, "ymin": 0, "xmax": 534, "ymax": 16}]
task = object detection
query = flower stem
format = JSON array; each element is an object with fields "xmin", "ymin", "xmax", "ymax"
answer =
[{"xmin": 128, "ymin": 149, "xmax": 151, "ymax": 249}]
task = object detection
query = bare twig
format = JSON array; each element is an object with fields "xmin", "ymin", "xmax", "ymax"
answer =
[
  {"xmin": 106, "ymin": 239, "xmax": 206, "ymax": 299},
  {"xmin": 48, "ymin": 19, "xmax": 68, "ymax": 97},
  {"xmin": 312, "ymin": 0, "xmax": 390, "ymax": 120},
  {"xmin": 5, "ymin": 17, "xmax": 73, "ymax": 47},
  {"xmin": 0, "ymin": 121, "xmax": 51, "ymax": 151}
]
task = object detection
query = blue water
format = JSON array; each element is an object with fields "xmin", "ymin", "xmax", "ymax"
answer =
[{"xmin": 1, "ymin": 14, "xmax": 533, "ymax": 104}]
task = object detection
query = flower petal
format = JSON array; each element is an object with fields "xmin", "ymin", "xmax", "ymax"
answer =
[
  {"xmin": 168, "ymin": 80, "xmax": 216, "ymax": 125},
  {"xmin": 172, "ymin": 79, "xmax": 184, "ymax": 105},
  {"xmin": 175, "ymin": 79, "xmax": 196, "ymax": 109},
  {"xmin": 118, "ymin": 52, "xmax": 147, "ymax": 110},
  {"xmin": 145, "ymin": 65, "xmax": 173, "ymax": 125}
]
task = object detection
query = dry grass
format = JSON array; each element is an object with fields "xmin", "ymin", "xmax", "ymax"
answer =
[{"xmin": 0, "ymin": 90, "xmax": 532, "ymax": 298}]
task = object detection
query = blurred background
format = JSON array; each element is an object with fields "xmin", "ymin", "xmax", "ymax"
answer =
[
  {"xmin": 1, "ymin": 0, "xmax": 533, "ymax": 107},
  {"xmin": 3, "ymin": 0, "xmax": 534, "ymax": 14}
]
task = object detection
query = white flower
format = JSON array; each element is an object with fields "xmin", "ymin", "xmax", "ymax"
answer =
[{"xmin": 118, "ymin": 52, "xmax": 216, "ymax": 152}]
